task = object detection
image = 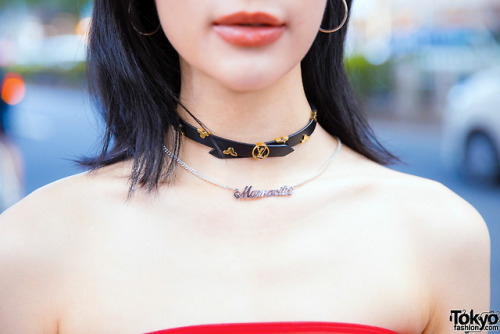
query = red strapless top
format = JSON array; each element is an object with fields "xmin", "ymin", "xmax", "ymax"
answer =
[{"xmin": 144, "ymin": 321, "xmax": 398, "ymax": 334}]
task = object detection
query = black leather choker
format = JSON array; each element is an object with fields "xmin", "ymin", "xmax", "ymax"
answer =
[{"xmin": 179, "ymin": 109, "xmax": 318, "ymax": 160}]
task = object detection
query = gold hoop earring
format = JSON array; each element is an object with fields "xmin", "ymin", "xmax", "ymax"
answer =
[
  {"xmin": 319, "ymin": 0, "xmax": 349, "ymax": 33},
  {"xmin": 128, "ymin": 0, "xmax": 161, "ymax": 36}
]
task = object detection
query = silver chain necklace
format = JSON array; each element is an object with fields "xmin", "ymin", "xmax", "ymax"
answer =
[{"xmin": 162, "ymin": 137, "xmax": 342, "ymax": 200}]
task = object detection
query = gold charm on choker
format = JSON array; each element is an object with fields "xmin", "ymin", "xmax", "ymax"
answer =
[
  {"xmin": 252, "ymin": 142, "xmax": 270, "ymax": 160},
  {"xmin": 197, "ymin": 128, "xmax": 211, "ymax": 139},
  {"xmin": 223, "ymin": 147, "xmax": 238, "ymax": 157}
]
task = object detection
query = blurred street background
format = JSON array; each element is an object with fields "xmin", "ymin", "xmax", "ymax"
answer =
[{"xmin": 1, "ymin": 0, "xmax": 499, "ymax": 313}]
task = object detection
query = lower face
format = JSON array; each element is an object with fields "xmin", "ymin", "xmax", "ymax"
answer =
[{"xmin": 154, "ymin": 0, "xmax": 328, "ymax": 92}]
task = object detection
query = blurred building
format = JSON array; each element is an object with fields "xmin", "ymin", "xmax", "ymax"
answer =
[
  {"xmin": 0, "ymin": 4, "xmax": 90, "ymax": 68},
  {"xmin": 349, "ymin": 0, "xmax": 500, "ymax": 122}
]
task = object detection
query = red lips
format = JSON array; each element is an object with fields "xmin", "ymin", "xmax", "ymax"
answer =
[{"xmin": 212, "ymin": 11, "xmax": 285, "ymax": 47}]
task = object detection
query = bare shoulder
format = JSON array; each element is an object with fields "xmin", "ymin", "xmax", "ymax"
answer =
[
  {"xmin": 368, "ymin": 163, "xmax": 489, "ymax": 248},
  {"xmin": 0, "ymin": 159, "xmax": 137, "ymax": 252},
  {"xmin": 0, "ymin": 161, "xmax": 131, "ymax": 231},
  {"xmin": 0, "ymin": 161, "xmax": 132, "ymax": 333},
  {"xmin": 345, "ymin": 155, "xmax": 490, "ymax": 332},
  {"xmin": 339, "ymin": 147, "xmax": 489, "ymax": 242},
  {"xmin": 347, "ymin": 153, "xmax": 490, "ymax": 254}
]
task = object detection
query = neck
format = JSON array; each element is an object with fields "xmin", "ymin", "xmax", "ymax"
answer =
[
  {"xmin": 169, "ymin": 61, "xmax": 340, "ymax": 192},
  {"xmin": 177, "ymin": 62, "xmax": 312, "ymax": 143}
]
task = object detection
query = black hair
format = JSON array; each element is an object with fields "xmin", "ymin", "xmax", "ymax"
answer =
[{"xmin": 79, "ymin": 0, "xmax": 398, "ymax": 195}]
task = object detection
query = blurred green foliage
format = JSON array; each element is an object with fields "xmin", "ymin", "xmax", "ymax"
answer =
[
  {"xmin": 6, "ymin": 62, "xmax": 86, "ymax": 87},
  {"xmin": 345, "ymin": 55, "xmax": 393, "ymax": 101}
]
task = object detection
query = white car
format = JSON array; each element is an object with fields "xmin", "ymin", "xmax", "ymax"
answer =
[{"xmin": 442, "ymin": 66, "xmax": 500, "ymax": 186}]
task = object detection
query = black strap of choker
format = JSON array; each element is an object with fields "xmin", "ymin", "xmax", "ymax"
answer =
[{"xmin": 179, "ymin": 109, "xmax": 318, "ymax": 160}]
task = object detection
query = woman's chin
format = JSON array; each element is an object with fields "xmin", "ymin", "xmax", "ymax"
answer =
[
  {"xmin": 219, "ymin": 78, "xmax": 277, "ymax": 93},
  {"xmin": 211, "ymin": 67, "xmax": 295, "ymax": 93}
]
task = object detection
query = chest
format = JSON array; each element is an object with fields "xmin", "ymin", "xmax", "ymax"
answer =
[{"xmin": 58, "ymin": 196, "xmax": 429, "ymax": 334}]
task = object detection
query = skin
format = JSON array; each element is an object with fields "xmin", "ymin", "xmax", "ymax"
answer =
[{"xmin": 0, "ymin": 0, "xmax": 490, "ymax": 333}]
